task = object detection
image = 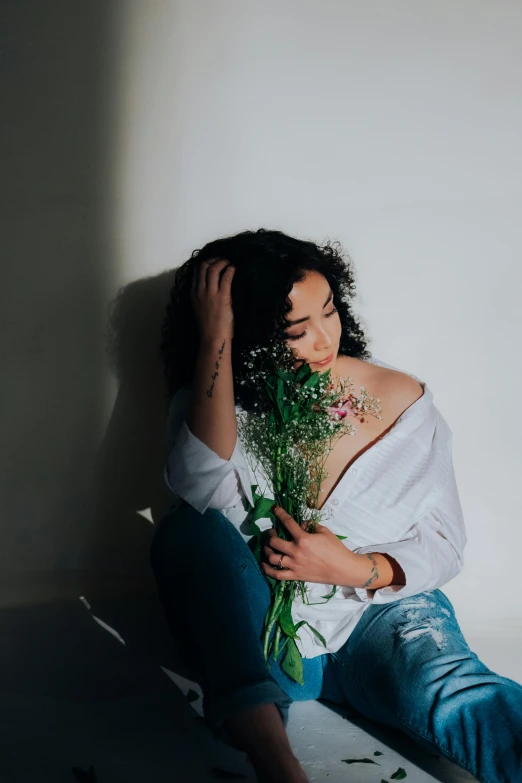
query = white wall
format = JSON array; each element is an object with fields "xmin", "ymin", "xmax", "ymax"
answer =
[{"xmin": 112, "ymin": 0, "xmax": 522, "ymax": 625}]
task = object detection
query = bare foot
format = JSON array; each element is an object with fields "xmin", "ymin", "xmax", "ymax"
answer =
[
  {"xmin": 223, "ymin": 703, "xmax": 310, "ymax": 782},
  {"xmin": 251, "ymin": 749, "xmax": 310, "ymax": 783}
]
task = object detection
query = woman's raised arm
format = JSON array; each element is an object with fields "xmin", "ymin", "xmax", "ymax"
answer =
[{"xmin": 186, "ymin": 257, "xmax": 237, "ymax": 459}]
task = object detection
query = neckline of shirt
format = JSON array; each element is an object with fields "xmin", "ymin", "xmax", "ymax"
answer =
[{"xmin": 320, "ymin": 355, "xmax": 432, "ymax": 509}]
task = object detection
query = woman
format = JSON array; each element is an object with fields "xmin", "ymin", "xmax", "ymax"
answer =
[{"xmin": 151, "ymin": 229, "xmax": 522, "ymax": 783}]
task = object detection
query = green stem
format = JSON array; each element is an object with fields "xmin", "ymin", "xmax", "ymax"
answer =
[
  {"xmin": 273, "ymin": 623, "xmax": 282, "ymax": 660},
  {"xmin": 263, "ymin": 584, "xmax": 285, "ymax": 660}
]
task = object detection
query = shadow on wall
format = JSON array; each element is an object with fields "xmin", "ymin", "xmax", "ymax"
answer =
[
  {"xmin": 90, "ymin": 270, "xmax": 180, "ymax": 586},
  {"xmin": 1, "ymin": 0, "xmax": 126, "ymax": 583},
  {"xmin": 0, "ymin": 0, "xmax": 183, "ymax": 592}
]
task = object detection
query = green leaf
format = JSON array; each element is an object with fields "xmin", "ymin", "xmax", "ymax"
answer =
[
  {"xmin": 277, "ymin": 636, "xmax": 289, "ymax": 656},
  {"xmin": 249, "ymin": 484, "xmax": 260, "ymax": 507},
  {"xmin": 278, "ymin": 601, "xmax": 298, "ymax": 638},
  {"xmin": 277, "ymin": 607, "xmax": 305, "ymax": 642},
  {"xmin": 276, "ymin": 377, "xmax": 284, "ymax": 408},
  {"xmin": 295, "ymin": 366, "xmax": 306, "ymax": 383},
  {"xmin": 265, "ymin": 574, "xmax": 277, "ymax": 591},
  {"xmin": 281, "ymin": 637, "xmax": 304, "ymax": 685},
  {"xmin": 335, "ymin": 534, "xmax": 348, "ymax": 540},
  {"xmin": 320, "ymin": 585, "xmax": 339, "ymax": 599},
  {"xmin": 276, "ymin": 369, "xmax": 295, "ymax": 382},
  {"xmin": 341, "ymin": 757, "xmax": 380, "ymax": 765},
  {"xmin": 390, "ymin": 768, "xmax": 407, "ymax": 779},
  {"xmin": 186, "ymin": 689, "xmax": 200, "ymax": 703},
  {"xmin": 304, "ymin": 621, "xmax": 327, "ymax": 647},
  {"xmin": 290, "ymin": 403, "xmax": 300, "ymax": 419},
  {"xmin": 251, "ymin": 496, "xmax": 276, "ymax": 524},
  {"xmin": 301, "ymin": 372, "xmax": 320, "ymax": 390}
]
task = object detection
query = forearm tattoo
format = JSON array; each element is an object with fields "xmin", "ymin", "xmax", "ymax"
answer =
[
  {"xmin": 362, "ymin": 553, "xmax": 379, "ymax": 588},
  {"xmin": 206, "ymin": 339, "xmax": 226, "ymax": 398}
]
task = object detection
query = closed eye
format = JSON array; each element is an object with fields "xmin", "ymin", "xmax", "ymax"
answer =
[{"xmin": 286, "ymin": 308, "xmax": 338, "ymax": 341}]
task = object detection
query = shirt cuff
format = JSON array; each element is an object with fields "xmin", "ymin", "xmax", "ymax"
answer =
[
  {"xmin": 229, "ymin": 432, "xmax": 255, "ymax": 508},
  {"xmin": 352, "ymin": 541, "xmax": 424, "ymax": 604},
  {"xmin": 164, "ymin": 420, "xmax": 254, "ymax": 514}
]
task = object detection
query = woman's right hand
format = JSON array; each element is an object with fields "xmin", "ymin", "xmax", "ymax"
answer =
[{"xmin": 190, "ymin": 257, "xmax": 236, "ymax": 344}]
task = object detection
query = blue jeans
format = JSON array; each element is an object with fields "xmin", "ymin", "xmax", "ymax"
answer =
[{"xmin": 150, "ymin": 501, "xmax": 522, "ymax": 783}]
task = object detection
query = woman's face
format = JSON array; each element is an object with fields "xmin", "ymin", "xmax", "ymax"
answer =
[{"xmin": 283, "ymin": 271, "xmax": 342, "ymax": 376}]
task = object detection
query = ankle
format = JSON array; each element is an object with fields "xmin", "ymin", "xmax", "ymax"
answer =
[
  {"xmin": 224, "ymin": 703, "xmax": 287, "ymax": 747},
  {"xmin": 251, "ymin": 752, "xmax": 309, "ymax": 783}
]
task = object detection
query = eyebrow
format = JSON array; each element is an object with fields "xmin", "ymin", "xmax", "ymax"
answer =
[{"xmin": 285, "ymin": 290, "xmax": 334, "ymax": 327}]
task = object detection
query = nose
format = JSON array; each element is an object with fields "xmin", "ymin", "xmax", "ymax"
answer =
[{"xmin": 314, "ymin": 329, "xmax": 333, "ymax": 351}]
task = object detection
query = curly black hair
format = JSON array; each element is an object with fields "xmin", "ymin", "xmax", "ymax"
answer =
[{"xmin": 160, "ymin": 228, "xmax": 373, "ymax": 411}]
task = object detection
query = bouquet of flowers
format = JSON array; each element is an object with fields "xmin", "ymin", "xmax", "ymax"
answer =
[{"xmin": 236, "ymin": 341, "xmax": 383, "ymax": 685}]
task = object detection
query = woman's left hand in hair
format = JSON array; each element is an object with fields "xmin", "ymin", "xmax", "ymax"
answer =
[{"xmin": 260, "ymin": 505, "xmax": 363, "ymax": 586}]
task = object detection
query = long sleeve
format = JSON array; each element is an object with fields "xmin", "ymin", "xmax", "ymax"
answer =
[
  {"xmin": 352, "ymin": 450, "xmax": 467, "ymax": 604},
  {"xmin": 163, "ymin": 386, "xmax": 254, "ymax": 514}
]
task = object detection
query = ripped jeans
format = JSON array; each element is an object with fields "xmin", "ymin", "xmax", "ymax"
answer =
[{"xmin": 150, "ymin": 501, "xmax": 522, "ymax": 783}]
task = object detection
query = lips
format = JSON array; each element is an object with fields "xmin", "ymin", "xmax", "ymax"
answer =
[{"xmin": 314, "ymin": 353, "xmax": 333, "ymax": 365}]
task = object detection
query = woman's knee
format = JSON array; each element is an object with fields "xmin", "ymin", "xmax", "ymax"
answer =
[{"xmin": 149, "ymin": 501, "xmax": 237, "ymax": 572}]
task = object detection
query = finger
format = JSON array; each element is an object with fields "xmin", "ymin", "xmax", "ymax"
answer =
[
  {"xmin": 262, "ymin": 547, "xmax": 291, "ymax": 568},
  {"xmin": 271, "ymin": 505, "xmax": 304, "ymax": 540},
  {"xmin": 265, "ymin": 530, "xmax": 293, "ymax": 554},
  {"xmin": 206, "ymin": 257, "xmax": 230, "ymax": 292},
  {"xmin": 192, "ymin": 258, "xmax": 215, "ymax": 297},
  {"xmin": 262, "ymin": 544, "xmax": 292, "ymax": 564},
  {"xmin": 218, "ymin": 262, "xmax": 235, "ymax": 292},
  {"xmin": 261, "ymin": 561, "xmax": 294, "ymax": 580}
]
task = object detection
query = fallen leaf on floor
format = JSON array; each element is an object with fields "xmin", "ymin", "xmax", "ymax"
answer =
[
  {"xmin": 341, "ymin": 757, "xmax": 380, "ymax": 765},
  {"xmin": 374, "ymin": 750, "xmax": 384, "ymax": 755},
  {"xmin": 391, "ymin": 768, "xmax": 407, "ymax": 779}
]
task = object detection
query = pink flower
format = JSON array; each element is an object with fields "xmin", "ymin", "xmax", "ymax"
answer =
[{"xmin": 326, "ymin": 397, "xmax": 356, "ymax": 420}]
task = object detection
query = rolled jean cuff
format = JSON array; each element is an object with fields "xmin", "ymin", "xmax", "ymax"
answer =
[{"xmin": 203, "ymin": 679, "xmax": 293, "ymax": 749}]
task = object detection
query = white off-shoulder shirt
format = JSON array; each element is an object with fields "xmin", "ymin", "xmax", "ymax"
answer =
[{"xmin": 163, "ymin": 356, "xmax": 467, "ymax": 659}]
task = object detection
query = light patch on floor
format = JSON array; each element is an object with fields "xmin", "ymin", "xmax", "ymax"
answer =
[{"xmin": 1, "ymin": 581, "xmax": 520, "ymax": 782}]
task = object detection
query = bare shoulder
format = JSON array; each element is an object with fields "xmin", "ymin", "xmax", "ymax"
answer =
[
  {"xmin": 371, "ymin": 363, "xmax": 424, "ymax": 414},
  {"xmin": 340, "ymin": 355, "xmax": 424, "ymax": 413}
]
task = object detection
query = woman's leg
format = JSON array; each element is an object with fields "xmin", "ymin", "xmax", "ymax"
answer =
[
  {"xmin": 149, "ymin": 500, "xmax": 324, "ymax": 748},
  {"xmin": 321, "ymin": 589, "xmax": 522, "ymax": 783}
]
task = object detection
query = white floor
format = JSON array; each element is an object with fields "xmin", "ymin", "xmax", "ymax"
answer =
[{"xmin": 1, "ymin": 575, "xmax": 520, "ymax": 783}]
